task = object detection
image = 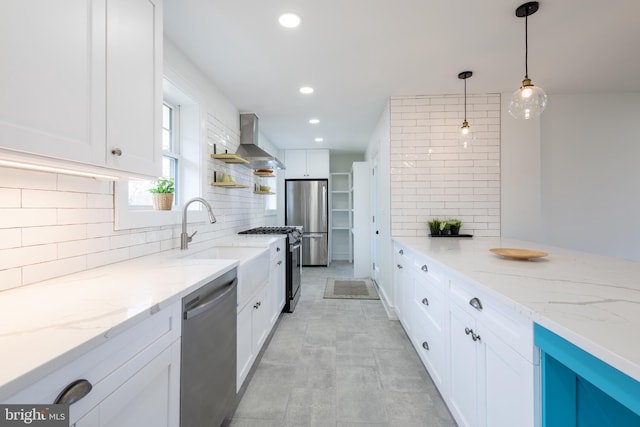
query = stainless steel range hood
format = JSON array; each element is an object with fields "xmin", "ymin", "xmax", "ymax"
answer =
[{"xmin": 237, "ymin": 113, "xmax": 285, "ymax": 170}]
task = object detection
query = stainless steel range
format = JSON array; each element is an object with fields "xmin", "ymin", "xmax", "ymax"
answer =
[{"xmin": 238, "ymin": 226, "xmax": 302, "ymax": 312}]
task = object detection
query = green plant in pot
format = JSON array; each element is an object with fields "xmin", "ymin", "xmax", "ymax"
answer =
[
  {"xmin": 149, "ymin": 177, "xmax": 175, "ymax": 210},
  {"xmin": 439, "ymin": 220, "xmax": 451, "ymax": 235},
  {"xmin": 448, "ymin": 219, "xmax": 462, "ymax": 235},
  {"xmin": 428, "ymin": 219, "xmax": 441, "ymax": 236}
]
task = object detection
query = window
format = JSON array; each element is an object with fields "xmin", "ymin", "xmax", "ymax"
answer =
[
  {"xmin": 114, "ymin": 75, "xmax": 205, "ymax": 230},
  {"xmin": 127, "ymin": 103, "xmax": 181, "ymax": 208}
]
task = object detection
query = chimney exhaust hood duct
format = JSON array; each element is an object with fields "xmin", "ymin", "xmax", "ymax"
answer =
[{"xmin": 237, "ymin": 113, "xmax": 285, "ymax": 170}]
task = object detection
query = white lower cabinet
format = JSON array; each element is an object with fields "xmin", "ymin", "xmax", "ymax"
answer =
[
  {"xmin": 74, "ymin": 341, "xmax": 180, "ymax": 427},
  {"xmin": 237, "ymin": 239, "xmax": 285, "ymax": 391},
  {"xmin": 394, "ymin": 242, "xmax": 535, "ymax": 427},
  {"xmin": 4, "ymin": 301, "xmax": 181, "ymax": 427},
  {"xmin": 393, "ymin": 246, "xmax": 413, "ymax": 333}
]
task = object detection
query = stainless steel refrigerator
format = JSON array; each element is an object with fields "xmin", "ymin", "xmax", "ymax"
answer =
[{"xmin": 285, "ymin": 179, "xmax": 328, "ymax": 266}]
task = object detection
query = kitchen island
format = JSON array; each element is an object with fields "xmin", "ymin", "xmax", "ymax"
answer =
[{"xmin": 394, "ymin": 236, "xmax": 640, "ymax": 426}]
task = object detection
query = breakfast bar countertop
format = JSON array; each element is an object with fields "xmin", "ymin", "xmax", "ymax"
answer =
[{"xmin": 394, "ymin": 236, "xmax": 640, "ymax": 382}]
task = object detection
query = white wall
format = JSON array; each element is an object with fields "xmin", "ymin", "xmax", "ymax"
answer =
[
  {"xmin": 0, "ymin": 38, "xmax": 269, "ymax": 291},
  {"xmin": 540, "ymin": 93, "xmax": 640, "ymax": 260},
  {"xmin": 500, "ymin": 93, "xmax": 543, "ymax": 241}
]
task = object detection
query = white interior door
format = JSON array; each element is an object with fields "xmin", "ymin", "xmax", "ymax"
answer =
[{"xmin": 372, "ymin": 157, "xmax": 380, "ymax": 282}]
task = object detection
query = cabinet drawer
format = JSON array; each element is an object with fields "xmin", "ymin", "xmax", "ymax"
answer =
[
  {"xmin": 5, "ymin": 302, "xmax": 181, "ymax": 406},
  {"xmin": 450, "ymin": 279, "xmax": 533, "ymax": 361},
  {"xmin": 413, "ymin": 276, "xmax": 445, "ymax": 331}
]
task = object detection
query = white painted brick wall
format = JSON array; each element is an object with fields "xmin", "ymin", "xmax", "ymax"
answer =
[
  {"xmin": 0, "ymin": 113, "xmax": 269, "ymax": 291},
  {"xmin": 390, "ymin": 94, "xmax": 501, "ymax": 238}
]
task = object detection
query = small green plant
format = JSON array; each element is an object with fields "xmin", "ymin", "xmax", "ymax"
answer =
[
  {"xmin": 439, "ymin": 221, "xmax": 450, "ymax": 232},
  {"xmin": 149, "ymin": 177, "xmax": 175, "ymax": 194},
  {"xmin": 428, "ymin": 218, "xmax": 441, "ymax": 235},
  {"xmin": 448, "ymin": 219, "xmax": 462, "ymax": 228}
]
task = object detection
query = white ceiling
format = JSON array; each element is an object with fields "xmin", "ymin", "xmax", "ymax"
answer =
[{"xmin": 164, "ymin": 0, "xmax": 640, "ymax": 153}]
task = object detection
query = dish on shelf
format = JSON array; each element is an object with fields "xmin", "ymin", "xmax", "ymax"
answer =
[
  {"xmin": 256, "ymin": 169, "xmax": 273, "ymax": 174},
  {"xmin": 489, "ymin": 248, "xmax": 548, "ymax": 260}
]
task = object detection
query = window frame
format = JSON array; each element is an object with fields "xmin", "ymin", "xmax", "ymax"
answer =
[{"xmin": 114, "ymin": 73, "xmax": 206, "ymax": 231}]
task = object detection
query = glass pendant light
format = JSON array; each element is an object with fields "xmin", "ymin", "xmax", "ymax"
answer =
[
  {"xmin": 458, "ymin": 71, "xmax": 474, "ymax": 149},
  {"xmin": 508, "ymin": 2, "xmax": 547, "ymax": 120}
]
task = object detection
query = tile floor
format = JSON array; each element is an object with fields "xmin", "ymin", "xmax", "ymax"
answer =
[{"xmin": 229, "ymin": 262, "xmax": 457, "ymax": 427}]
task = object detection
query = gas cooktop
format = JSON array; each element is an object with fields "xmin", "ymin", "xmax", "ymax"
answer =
[{"xmin": 238, "ymin": 226, "xmax": 301, "ymax": 235}]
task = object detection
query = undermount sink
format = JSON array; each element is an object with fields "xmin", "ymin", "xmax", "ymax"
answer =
[{"xmin": 186, "ymin": 246, "xmax": 270, "ymax": 309}]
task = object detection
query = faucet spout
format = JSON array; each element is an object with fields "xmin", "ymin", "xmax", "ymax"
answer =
[{"xmin": 181, "ymin": 197, "xmax": 217, "ymax": 250}]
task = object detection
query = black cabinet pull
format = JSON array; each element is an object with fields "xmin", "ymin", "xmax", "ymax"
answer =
[{"xmin": 54, "ymin": 379, "xmax": 92, "ymax": 405}]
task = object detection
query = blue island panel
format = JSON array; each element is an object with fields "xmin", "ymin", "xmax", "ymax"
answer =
[{"xmin": 534, "ymin": 323, "xmax": 640, "ymax": 427}]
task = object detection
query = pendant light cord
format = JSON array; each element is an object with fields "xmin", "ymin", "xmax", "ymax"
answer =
[
  {"xmin": 464, "ymin": 78, "xmax": 467, "ymax": 121},
  {"xmin": 525, "ymin": 14, "xmax": 529, "ymax": 79}
]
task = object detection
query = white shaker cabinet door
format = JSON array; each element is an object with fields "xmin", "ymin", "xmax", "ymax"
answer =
[
  {"xmin": 448, "ymin": 302, "xmax": 480, "ymax": 427},
  {"xmin": 305, "ymin": 149, "xmax": 330, "ymax": 178},
  {"xmin": 74, "ymin": 342, "xmax": 180, "ymax": 427},
  {"xmin": 0, "ymin": 0, "xmax": 105, "ymax": 164},
  {"xmin": 105, "ymin": 0, "xmax": 162, "ymax": 176}
]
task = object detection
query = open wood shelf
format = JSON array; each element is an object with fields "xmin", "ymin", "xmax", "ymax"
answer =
[
  {"xmin": 211, "ymin": 182, "xmax": 250, "ymax": 188},
  {"xmin": 210, "ymin": 153, "xmax": 249, "ymax": 164}
]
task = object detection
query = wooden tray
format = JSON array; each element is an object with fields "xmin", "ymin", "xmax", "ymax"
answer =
[{"xmin": 490, "ymin": 248, "xmax": 548, "ymax": 260}]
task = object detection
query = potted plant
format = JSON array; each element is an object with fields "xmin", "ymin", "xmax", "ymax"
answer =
[
  {"xmin": 149, "ymin": 177, "xmax": 175, "ymax": 210},
  {"xmin": 428, "ymin": 219, "xmax": 441, "ymax": 236},
  {"xmin": 439, "ymin": 220, "xmax": 451, "ymax": 235},
  {"xmin": 448, "ymin": 219, "xmax": 462, "ymax": 235}
]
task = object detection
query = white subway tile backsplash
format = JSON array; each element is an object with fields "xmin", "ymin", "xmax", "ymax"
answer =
[
  {"xmin": 0, "ymin": 188, "xmax": 21, "ymax": 207},
  {"xmin": 0, "ymin": 268, "xmax": 21, "ymax": 292},
  {"xmin": 22, "ymin": 256, "xmax": 87, "ymax": 285},
  {"xmin": 0, "ymin": 104, "xmax": 268, "ymax": 291},
  {"xmin": 391, "ymin": 93, "xmax": 500, "ymax": 237},
  {"xmin": 22, "ymin": 189, "xmax": 87, "ymax": 208},
  {"xmin": 0, "ymin": 208, "xmax": 57, "ymax": 229},
  {"xmin": 0, "ymin": 228, "xmax": 21, "ymax": 249},
  {"xmin": 0, "ymin": 244, "xmax": 57, "ymax": 270},
  {"xmin": 22, "ymin": 224, "xmax": 87, "ymax": 246}
]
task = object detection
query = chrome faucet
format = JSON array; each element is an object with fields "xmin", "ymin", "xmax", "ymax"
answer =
[{"xmin": 181, "ymin": 197, "xmax": 217, "ymax": 250}]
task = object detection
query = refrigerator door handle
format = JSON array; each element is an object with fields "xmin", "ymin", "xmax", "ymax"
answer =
[{"xmin": 305, "ymin": 233, "xmax": 325, "ymax": 238}]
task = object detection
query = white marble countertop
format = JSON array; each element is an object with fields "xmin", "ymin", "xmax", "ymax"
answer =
[
  {"xmin": 394, "ymin": 236, "xmax": 640, "ymax": 382},
  {"xmin": 0, "ymin": 236, "xmax": 280, "ymax": 401}
]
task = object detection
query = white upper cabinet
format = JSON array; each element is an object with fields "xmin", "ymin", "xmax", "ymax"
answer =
[
  {"xmin": 105, "ymin": 0, "xmax": 162, "ymax": 176},
  {"xmin": 0, "ymin": 0, "xmax": 162, "ymax": 178},
  {"xmin": 284, "ymin": 149, "xmax": 329, "ymax": 178}
]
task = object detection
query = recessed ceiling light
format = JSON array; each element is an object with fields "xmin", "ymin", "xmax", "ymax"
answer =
[
  {"xmin": 279, "ymin": 13, "xmax": 301, "ymax": 28},
  {"xmin": 308, "ymin": 119, "xmax": 320, "ymax": 124},
  {"xmin": 299, "ymin": 86, "xmax": 314, "ymax": 94},
  {"xmin": 314, "ymin": 137, "xmax": 324, "ymax": 142}
]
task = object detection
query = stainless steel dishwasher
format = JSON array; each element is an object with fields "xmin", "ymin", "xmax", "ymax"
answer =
[{"xmin": 181, "ymin": 268, "xmax": 237, "ymax": 427}]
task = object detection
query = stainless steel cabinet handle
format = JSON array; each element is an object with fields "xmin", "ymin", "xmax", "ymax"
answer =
[
  {"xmin": 111, "ymin": 148, "xmax": 122, "ymax": 156},
  {"xmin": 399, "ymin": 249, "xmax": 404, "ymax": 255},
  {"xmin": 421, "ymin": 264, "xmax": 428, "ymax": 272},
  {"xmin": 469, "ymin": 297, "xmax": 483, "ymax": 311},
  {"xmin": 54, "ymin": 379, "xmax": 92, "ymax": 405},
  {"xmin": 464, "ymin": 327, "xmax": 481, "ymax": 342},
  {"xmin": 421, "ymin": 297, "xmax": 429, "ymax": 306},
  {"xmin": 422, "ymin": 341, "xmax": 429, "ymax": 351},
  {"xmin": 397, "ymin": 264, "xmax": 403, "ymax": 269}
]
